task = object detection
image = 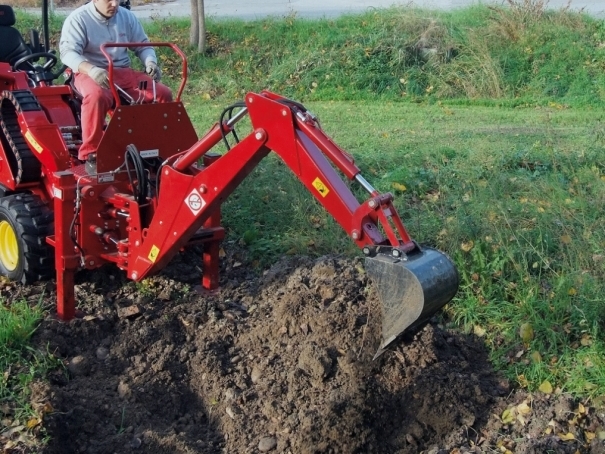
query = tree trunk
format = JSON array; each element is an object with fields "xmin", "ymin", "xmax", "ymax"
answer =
[
  {"xmin": 189, "ymin": 0, "xmax": 206, "ymax": 53},
  {"xmin": 189, "ymin": 0, "xmax": 199, "ymax": 47},
  {"xmin": 196, "ymin": 0, "xmax": 206, "ymax": 54}
]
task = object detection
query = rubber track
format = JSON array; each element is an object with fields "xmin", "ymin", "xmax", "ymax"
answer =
[{"xmin": 0, "ymin": 90, "xmax": 42, "ymax": 184}]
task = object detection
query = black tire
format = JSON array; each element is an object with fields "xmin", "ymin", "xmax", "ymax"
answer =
[{"xmin": 0, "ymin": 194, "xmax": 54, "ymax": 284}]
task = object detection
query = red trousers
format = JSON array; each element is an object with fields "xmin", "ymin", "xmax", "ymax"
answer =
[{"xmin": 74, "ymin": 67, "xmax": 173, "ymax": 160}]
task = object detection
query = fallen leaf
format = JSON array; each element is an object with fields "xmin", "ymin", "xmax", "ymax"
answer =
[
  {"xmin": 539, "ymin": 380, "xmax": 553, "ymax": 394},
  {"xmin": 391, "ymin": 182, "xmax": 407, "ymax": 192},
  {"xmin": 26, "ymin": 418, "xmax": 40, "ymax": 429},
  {"xmin": 585, "ymin": 431, "xmax": 595, "ymax": 441},
  {"xmin": 558, "ymin": 432, "xmax": 575, "ymax": 441},
  {"xmin": 501, "ymin": 408, "xmax": 515, "ymax": 424},
  {"xmin": 517, "ymin": 401, "xmax": 531, "ymax": 415},
  {"xmin": 460, "ymin": 240, "xmax": 474, "ymax": 252},
  {"xmin": 519, "ymin": 323, "xmax": 534, "ymax": 343},
  {"xmin": 473, "ymin": 325, "xmax": 486, "ymax": 337},
  {"xmin": 517, "ymin": 374, "xmax": 529, "ymax": 388},
  {"xmin": 550, "ymin": 356, "xmax": 559, "ymax": 365},
  {"xmin": 560, "ymin": 234, "xmax": 572, "ymax": 244},
  {"xmin": 563, "ymin": 323, "xmax": 572, "ymax": 334}
]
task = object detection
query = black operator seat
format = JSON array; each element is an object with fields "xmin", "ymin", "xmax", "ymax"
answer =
[{"xmin": 0, "ymin": 5, "xmax": 33, "ymax": 66}]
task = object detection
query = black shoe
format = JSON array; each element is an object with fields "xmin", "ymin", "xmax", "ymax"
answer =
[{"xmin": 85, "ymin": 153, "xmax": 97, "ymax": 175}]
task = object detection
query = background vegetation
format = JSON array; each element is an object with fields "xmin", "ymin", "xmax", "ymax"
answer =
[{"xmin": 4, "ymin": 0, "xmax": 605, "ymax": 434}]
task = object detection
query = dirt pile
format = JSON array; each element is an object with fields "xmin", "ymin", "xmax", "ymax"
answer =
[{"xmin": 3, "ymin": 249, "xmax": 605, "ymax": 453}]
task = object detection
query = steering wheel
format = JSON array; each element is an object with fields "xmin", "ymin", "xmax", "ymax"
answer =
[{"xmin": 13, "ymin": 52, "xmax": 58, "ymax": 74}]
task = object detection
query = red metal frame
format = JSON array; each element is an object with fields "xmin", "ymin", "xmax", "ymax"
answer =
[{"xmin": 100, "ymin": 42, "xmax": 188, "ymax": 106}]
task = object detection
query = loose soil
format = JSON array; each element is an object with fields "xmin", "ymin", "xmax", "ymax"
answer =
[{"xmin": 3, "ymin": 247, "xmax": 605, "ymax": 453}]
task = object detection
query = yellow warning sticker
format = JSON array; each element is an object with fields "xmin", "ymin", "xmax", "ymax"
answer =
[
  {"xmin": 24, "ymin": 131, "xmax": 43, "ymax": 153},
  {"xmin": 312, "ymin": 177, "xmax": 330, "ymax": 198},
  {"xmin": 148, "ymin": 245, "xmax": 160, "ymax": 263}
]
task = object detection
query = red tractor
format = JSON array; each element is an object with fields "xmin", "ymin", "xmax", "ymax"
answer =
[{"xmin": 0, "ymin": 4, "xmax": 458, "ymax": 354}]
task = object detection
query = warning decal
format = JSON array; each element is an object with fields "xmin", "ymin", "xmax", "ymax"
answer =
[
  {"xmin": 185, "ymin": 188, "xmax": 206, "ymax": 215},
  {"xmin": 24, "ymin": 131, "xmax": 43, "ymax": 153},
  {"xmin": 148, "ymin": 245, "xmax": 160, "ymax": 263},
  {"xmin": 312, "ymin": 177, "xmax": 330, "ymax": 198}
]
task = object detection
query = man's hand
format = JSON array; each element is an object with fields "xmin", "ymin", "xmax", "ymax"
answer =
[
  {"xmin": 145, "ymin": 61, "xmax": 161, "ymax": 81},
  {"xmin": 88, "ymin": 66, "xmax": 109, "ymax": 89}
]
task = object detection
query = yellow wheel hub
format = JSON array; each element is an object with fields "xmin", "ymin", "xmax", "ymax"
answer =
[{"xmin": 0, "ymin": 220, "xmax": 19, "ymax": 272}]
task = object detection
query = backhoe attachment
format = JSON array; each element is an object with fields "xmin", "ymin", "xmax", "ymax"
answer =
[{"xmin": 122, "ymin": 90, "xmax": 460, "ymax": 355}]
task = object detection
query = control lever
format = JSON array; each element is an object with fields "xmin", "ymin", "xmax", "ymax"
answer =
[
  {"xmin": 137, "ymin": 80, "xmax": 147, "ymax": 104},
  {"xmin": 113, "ymin": 83, "xmax": 135, "ymax": 104}
]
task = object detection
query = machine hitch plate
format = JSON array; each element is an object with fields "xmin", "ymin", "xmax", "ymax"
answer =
[{"xmin": 365, "ymin": 247, "xmax": 459, "ymax": 358}]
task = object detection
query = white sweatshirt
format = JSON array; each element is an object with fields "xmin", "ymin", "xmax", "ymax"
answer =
[{"xmin": 59, "ymin": 1, "xmax": 157, "ymax": 72}]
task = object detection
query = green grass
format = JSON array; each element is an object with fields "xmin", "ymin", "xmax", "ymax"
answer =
[
  {"xmin": 1, "ymin": 296, "xmax": 61, "ymax": 434},
  {"xmin": 14, "ymin": 2, "xmax": 605, "ymax": 107},
  {"xmin": 6, "ymin": 1, "xmax": 605, "ymax": 407}
]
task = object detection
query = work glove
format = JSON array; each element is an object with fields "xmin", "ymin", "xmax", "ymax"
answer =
[
  {"xmin": 88, "ymin": 66, "xmax": 109, "ymax": 89},
  {"xmin": 145, "ymin": 61, "xmax": 161, "ymax": 81}
]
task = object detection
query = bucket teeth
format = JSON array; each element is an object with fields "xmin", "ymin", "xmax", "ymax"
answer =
[{"xmin": 365, "ymin": 246, "xmax": 459, "ymax": 358}]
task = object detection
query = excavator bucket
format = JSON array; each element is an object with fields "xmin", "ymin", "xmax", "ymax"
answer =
[{"xmin": 365, "ymin": 246, "xmax": 459, "ymax": 358}]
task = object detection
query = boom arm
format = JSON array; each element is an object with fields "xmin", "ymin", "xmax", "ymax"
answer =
[{"xmin": 124, "ymin": 91, "xmax": 417, "ymax": 281}]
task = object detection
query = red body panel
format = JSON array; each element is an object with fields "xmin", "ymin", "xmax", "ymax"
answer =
[{"xmin": 95, "ymin": 102, "xmax": 198, "ymax": 173}]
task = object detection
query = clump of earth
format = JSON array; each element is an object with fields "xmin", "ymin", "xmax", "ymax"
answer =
[{"xmin": 3, "ymin": 246, "xmax": 605, "ymax": 453}]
